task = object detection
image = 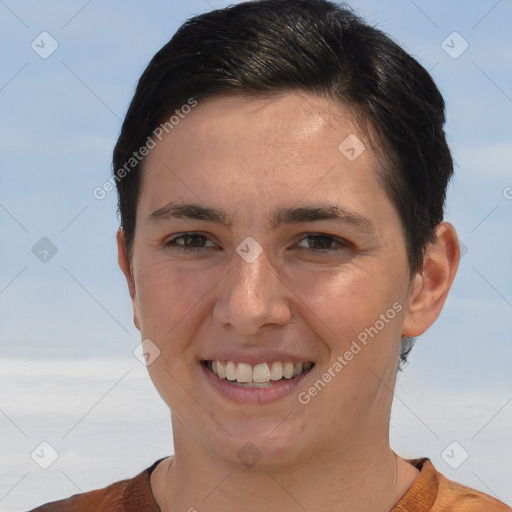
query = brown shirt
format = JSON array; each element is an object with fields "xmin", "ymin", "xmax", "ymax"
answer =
[{"xmin": 29, "ymin": 457, "xmax": 511, "ymax": 511}]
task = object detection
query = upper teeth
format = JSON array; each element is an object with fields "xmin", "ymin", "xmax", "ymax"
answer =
[{"xmin": 209, "ymin": 360, "xmax": 312, "ymax": 383}]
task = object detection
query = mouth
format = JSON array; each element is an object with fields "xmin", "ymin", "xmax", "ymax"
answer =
[{"xmin": 201, "ymin": 359, "xmax": 315, "ymax": 395}]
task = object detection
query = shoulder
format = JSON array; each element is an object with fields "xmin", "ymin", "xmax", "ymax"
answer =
[
  {"xmin": 434, "ymin": 465, "xmax": 511, "ymax": 512},
  {"xmin": 27, "ymin": 459, "xmax": 165, "ymax": 512},
  {"xmin": 394, "ymin": 458, "xmax": 511, "ymax": 512}
]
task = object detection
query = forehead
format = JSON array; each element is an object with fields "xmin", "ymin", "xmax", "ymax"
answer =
[
  {"xmin": 144, "ymin": 93, "xmax": 375, "ymax": 178},
  {"xmin": 155, "ymin": 93, "xmax": 360, "ymax": 155},
  {"xmin": 138, "ymin": 92, "xmax": 391, "ymax": 229}
]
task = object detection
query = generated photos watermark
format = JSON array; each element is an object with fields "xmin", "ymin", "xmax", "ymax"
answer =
[
  {"xmin": 298, "ymin": 301, "xmax": 403, "ymax": 405},
  {"xmin": 93, "ymin": 98, "xmax": 198, "ymax": 200}
]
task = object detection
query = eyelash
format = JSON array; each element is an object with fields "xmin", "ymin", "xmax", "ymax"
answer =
[{"xmin": 164, "ymin": 232, "xmax": 348, "ymax": 253}]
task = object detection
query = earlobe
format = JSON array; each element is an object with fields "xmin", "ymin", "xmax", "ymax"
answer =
[
  {"xmin": 402, "ymin": 222, "xmax": 460, "ymax": 338},
  {"xmin": 116, "ymin": 229, "xmax": 141, "ymax": 330}
]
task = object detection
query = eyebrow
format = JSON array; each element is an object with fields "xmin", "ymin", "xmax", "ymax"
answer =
[{"xmin": 147, "ymin": 202, "xmax": 376, "ymax": 234}]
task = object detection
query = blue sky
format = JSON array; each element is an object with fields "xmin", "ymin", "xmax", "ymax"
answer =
[{"xmin": 0, "ymin": 0, "xmax": 511, "ymax": 507}]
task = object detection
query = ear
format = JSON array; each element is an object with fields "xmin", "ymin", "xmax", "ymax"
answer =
[
  {"xmin": 402, "ymin": 222, "xmax": 460, "ymax": 338},
  {"xmin": 117, "ymin": 228, "xmax": 141, "ymax": 330}
]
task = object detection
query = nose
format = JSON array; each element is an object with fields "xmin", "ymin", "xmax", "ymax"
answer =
[{"xmin": 213, "ymin": 247, "xmax": 292, "ymax": 336}]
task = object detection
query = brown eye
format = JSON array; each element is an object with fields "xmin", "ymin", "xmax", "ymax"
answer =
[
  {"xmin": 165, "ymin": 233, "xmax": 216, "ymax": 250},
  {"xmin": 296, "ymin": 234, "xmax": 348, "ymax": 252}
]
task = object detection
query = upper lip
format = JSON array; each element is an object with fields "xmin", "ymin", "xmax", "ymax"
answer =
[{"xmin": 200, "ymin": 349, "xmax": 315, "ymax": 365}]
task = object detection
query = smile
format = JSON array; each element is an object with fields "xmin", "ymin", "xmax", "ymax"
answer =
[{"xmin": 202, "ymin": 360, "xmax": 314, "ymax": 387}]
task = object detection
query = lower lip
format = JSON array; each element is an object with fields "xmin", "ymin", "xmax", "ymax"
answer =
[{"xmin": 200, "ymin": 363, "xmax": 313, "ymax": 403}]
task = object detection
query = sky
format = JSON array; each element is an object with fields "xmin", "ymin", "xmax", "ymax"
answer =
[{"xmin": 0, "ymin": 0, "xmax": 511, "ymax": 509}]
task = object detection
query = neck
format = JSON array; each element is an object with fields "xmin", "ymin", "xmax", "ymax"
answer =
[{"xmin": 153, "ymin": 438, "xmax": 419, "ymax": 512}]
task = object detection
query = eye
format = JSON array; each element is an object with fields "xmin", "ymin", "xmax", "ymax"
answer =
[
  {"xmin": 163, "ymin": 232, "xmax": 348, "ymax": 254},
  {"xmin": 164, "ymin": 233, "xmax": 217, "ymax": 251},
  {"xmin": 295, "ymin": 234, "xmax": 348, "ymax": 253}
]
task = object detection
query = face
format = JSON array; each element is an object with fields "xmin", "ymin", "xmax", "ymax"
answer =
[{"xmin": 121, "ymin": 92, "xmax": 418, "ymax": 468}]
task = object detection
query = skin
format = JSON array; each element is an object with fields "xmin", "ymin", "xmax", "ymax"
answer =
[{"xmin": 118, "ymin": 92, "xmax": 460, "ymax": 511}]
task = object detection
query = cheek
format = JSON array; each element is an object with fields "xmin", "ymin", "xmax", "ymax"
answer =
[
  {"xmin": 135, "ymin": 261, "xmax": 212, "ymax": 349},
  {"xmin": 135, "ymin": 263, "xmax": 212, "ymax": 406},
  {"xmin": 292, "ymin": 269, "xmax": 405, "ymax": 418},
  {"xmin": 288, "ymin": 265, "xmax": 400, "ymax": 348}
]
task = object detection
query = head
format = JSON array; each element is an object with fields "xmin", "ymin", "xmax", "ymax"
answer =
[{"xmin": 115, "ymin": 0, "xmax": 459, "ymax": 468}]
